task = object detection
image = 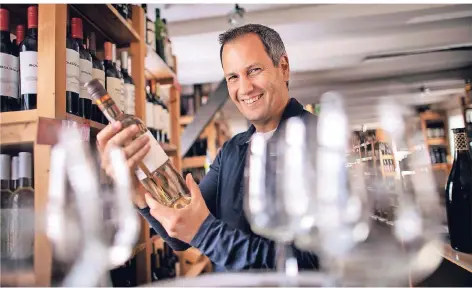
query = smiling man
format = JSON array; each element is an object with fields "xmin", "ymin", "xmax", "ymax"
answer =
[{"xmin": 97, "ymin": 24, "xmax": 318, "ymax": 272}]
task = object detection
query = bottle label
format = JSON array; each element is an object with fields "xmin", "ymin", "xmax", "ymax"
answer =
[
  {"xmin": 0, "ymin": 53, "xmax": 19, "ymax": 98},
  {"xmin": 19, "ymin": 51, "xmax": 38, "ymax": 95},
  {"xmin": 135, "ymin": 130, "xmax": 169, "ymax": 180},
  {"xmin": 124, "ymin": 83, "xmax": 135, "ymax": 115},
  {"xmin": 120, "ymin": 78, "xmax": 125, "ymax": 111},
  {"xmin": 106, "ymin": 77, "xmax": 122, "ymax": 110},
  {"xmin": 66, "ymin": 49, "xmax": 80, "ymax": 94},
  {"xmin": 79, "ymin": 59, "xmax": 92, "ymax": 99},
  {"xmin": 146, "ymin": 102, "xmax": 154, "ymax": 128},
  {"xmin": 154, "ymin": 104, "xmax": 161, "ymax": 130}
]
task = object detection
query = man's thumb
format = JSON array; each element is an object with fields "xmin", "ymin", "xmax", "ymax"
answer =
[{"xmin": 185, "ymin": 173, "xmax": 200, "ymax": 197}]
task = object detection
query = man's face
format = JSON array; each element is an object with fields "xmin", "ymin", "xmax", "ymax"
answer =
[{"xmin": 221, "ymin": 33, "xmax": 289, "ymax": 125}]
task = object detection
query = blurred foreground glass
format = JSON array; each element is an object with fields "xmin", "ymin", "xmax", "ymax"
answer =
[
  {"xmin": 243, "ymin": 117, "xmax": 312, "ymax": 276},
  {"xmin": 294, "ymin": 93, "xmax": 443, "ymax": 286},
  {"xmin": 46, "ymin": 127, "xmax": 140, "ymax": 286}
]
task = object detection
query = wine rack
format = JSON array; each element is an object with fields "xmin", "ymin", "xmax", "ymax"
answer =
[{"xmin": 0, "ymin": 4, "xmax": 182, "ymax": 286}]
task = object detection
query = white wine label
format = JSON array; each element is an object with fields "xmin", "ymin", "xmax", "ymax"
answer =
[
  {"xmin": 79, "ymin": 59, "xmax": 92, "ymax": 99},
  {"xmin": 124, "ymin": 83, "xmax": 135, "ymax": 115},
  {"xmin": 66, "ymin": 49, "xmax": 80, "ymax": 94},
  {"xmin": 0, "ymin": 53, "xmax": 19, "ymax": 98},
  {"xmin": 153, "ymin": 104, "xmax": 161, "ymax": 130},
  {"xmin": 92, "ymin": 68, "xmax": 105, "ymax": 87},
  {"xmin": 106, "ymin": 77, "xmax": 122, "ymax": 109},
  {"xmin": 146, "ymin": 102, "xmax": 154, "ymax": 128},
  {"xmin": 135, "ymin": 130, "xmax": 169, "ymax": 180},
  {"xmin": 19, "ymin": 51, "xmax": 38, "ymax": 95}
]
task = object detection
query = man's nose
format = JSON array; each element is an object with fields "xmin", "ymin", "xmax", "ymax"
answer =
[{"xmin": 239, "ymin": 74, "xmax": 254, "ymax": 96}]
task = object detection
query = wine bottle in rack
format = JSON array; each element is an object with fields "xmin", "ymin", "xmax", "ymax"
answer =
[
  {"xmin": 103, "ymin": 42, "xmax": 121, "ymax": 123},
  {"xmin": 445, "ymin": 128, "xmax": 472, "ymax": 253},
  {"xmin": 120, "ymin": 51, "xmax": 135, "ymax": 115},
  {"xmin": 112, "ymin": 43, "xmax": 125, "ymax": 112},
  {"xmin": 0, "ymin": 8, "xmax": 20, "ymax": 112},
  {"xmin": 162, "ymin": 19, "xmax": 175, "ymax": 70},
  {"xmin": 0, "ymin": 154, "xmax": 12, "ymax": 260},
  {"xmin": 66, "ymin": 17, "xmax": 80, "ymax": 115},
  {"xmin": 11, "ymin": 156, "xmax": 18, "ymax": 191},
  {"xmin": 153, "ymin": 83, "xmax": 163, "ymax": 142},
  {"xmin": 87, "ymin": 32, "xmax": 105, "ymax": 123},
  {"xmin": 19, "ymin": 6, "xmax": 38, "ymax": 111},
  {"xmin": 13, "ymin": 25, "xmax": 24, "ymax": 56},
  {"xmin": 8, "ymin": 152, "xmax": 35, "ymax": 267},
  {"xmin": 86, "ymin": 79, "xmax": 192, "ymax": 209},
  {"xmin": 142, "ymin": 4, "xmax": 155, "ymax": 49},
  {"xmin": 146, "ymin": 83, "xmax": 156, "ymax": 139},
  {"xmin": 71, "ymin": 18, "xmax": 92, "ymax": 120},
  {"xmin": 154, "ymin": 8, "xmax": 166, "ymax": 62}
]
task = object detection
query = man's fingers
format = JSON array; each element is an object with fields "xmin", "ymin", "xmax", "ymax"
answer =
[
  {"xmin": 185, "ymin": 173, "xmax": 202, "ymax": 200},
  {"xmin": 108, "ymin": 124, "xmax": 140, "ymax": 148},
  {"xmin": 123, "ymin": 134, "xmax": 150, "ymax": 160},
  {"xmin": 127, "ymin": 142, "xmax": 151, "ymax": 170},
  {"xmin": 145, "ymin": 193, "xmax": 174, "ymax": 217},
  {"xmin": 96, "ymin": 121, "xmax": 122, "ymax": 150}
]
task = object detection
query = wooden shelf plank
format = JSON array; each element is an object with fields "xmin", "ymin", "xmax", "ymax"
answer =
[
  {"xmin": 182, "ymin": 156, "xmax": 206, "ymax": 169},
  {"xmin": 427, "ymin": 138, "xmax": 447, "ymax": 146},
  {"xmin": 432, "ymin": 163, "xmax": 449, "ymax": 170},
  {"xmin": 66, "ymin": 113, "xmax": 106, "ymax": 131},
  {"xmin": 184, "ymin": 258, "xmax": 210, "ymax": 277},
  {"xmin": 180, "ymin": 115, "xmax": 194, "ymax": 126},
  {"xmin": 436, "ymin": 241, "xmax": 472, "ymax": 273},
  {"xmin": 145, "ymin": 45, "xmax": 176, "ymax": 83},
  {"xmin": 161, "ymin": 142, "xmax": 177, "ymax": 156},
  {"xmin": 0, "ymin": 110, "xmax": 38, "ymax": 145},
  {"xmin": 0, "ymin": 269, "xmax": 36, "ymax": 286},
  {"xmin": 69, "ymin": 4, "xmax": 140, "ymax": 47}
]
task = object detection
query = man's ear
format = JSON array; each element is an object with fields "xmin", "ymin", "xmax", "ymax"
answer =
[{"xmin": 279, "ymin": 54, "xmax": 290, "ymax": 82}]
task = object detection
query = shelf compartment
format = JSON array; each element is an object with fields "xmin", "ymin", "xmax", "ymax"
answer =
[
  {"xmin": 69, "ymin": 4, "xmax": 140, "ymax": 47},
  {"xmin": 0, "ymin": 110, "xmax": 38, "ymax": 145},
  {"xmin": 145, "ymin": 45, "xmax": 176, "ymax": 83},
  {"xmin": 182, "ymin": 156, "xmax": 206, "ymax": 169}
]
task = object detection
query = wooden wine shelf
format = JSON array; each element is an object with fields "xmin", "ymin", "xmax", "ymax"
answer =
[
  {"xmin": 432, "ymin": 163, "xmax": 449, "ymax": 170},
  {"xmin": 66, "ymin": 113, "xmax": 106, "ymax": 131},
  {"xmin": 144, "ymin": 45, "xmax": 176, "ymax": 83},
  {"xmin": 182, "ymin": 156, "xmax": 206, "ymax": 169},
  {"xmin": 427, "ymin": 138, "xmax": 447, "ymax": 146},
  {"xmin": 69, "ymin": 4, "xmax": 140, "ymax": 47},
  {"xmin": 180, "ymin": 115, "xmax": 194, "ymax": 125}
]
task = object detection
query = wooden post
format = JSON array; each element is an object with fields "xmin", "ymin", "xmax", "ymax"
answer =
[
  {"xmin": 129, "ymin": 5, "xmax": 151, "ymax": 285},
  {"xmin": 170, "ymin": 85, "xmax": 182, "ymax": 173},
  {"xmin": 34, "ymin": 4, "xmax": 67, "ymax": 286}
]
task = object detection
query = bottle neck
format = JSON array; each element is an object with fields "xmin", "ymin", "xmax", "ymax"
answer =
[
  {"xmin": 18, "ymin": 177, "xmax": 32, "ymax": 189},
  {"xmin": 74, "ymin": 38, "xmax": 84, "ymax": 46},
  {"xmin": 27, "ymin": 27, "xmax": 37, "ymax": 37},
  {"xmin": 1, "ymin": 179, "xmax": 10, "ymax": 191},
  {"xmin": 0, "ymin": 30, "xmax": 10, "ymax": 41}
]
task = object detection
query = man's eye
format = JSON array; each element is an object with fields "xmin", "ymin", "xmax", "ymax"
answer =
[
  {"xmin": 227, "ymin": 75, "xmax": 237, "ymax": 82},
  {"xmin": 249, "ymin": 68, "xmax": 261, "ymax": 74}
]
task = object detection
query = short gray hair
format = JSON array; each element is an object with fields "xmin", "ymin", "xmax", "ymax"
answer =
[{"xmin": 218, "ymin": 24, "xmax": 289, "ymax": 88}]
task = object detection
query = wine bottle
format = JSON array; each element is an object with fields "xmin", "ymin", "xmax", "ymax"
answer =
[
  {"xmin": 120, "ymin": 51, "xmax": 135, "ymax": 115},
  {"xmin": 19, "ymin": 6, "xmax": 38, "ymax": 111},
  {"xmin": 11, "ymin": 156, "xmax": 18, "ymax": 191},
  {"xmin": 88, "ymin": 32, "xmax": 105, "ymax": 124},
  {"xmin": 112, "ymin": 43, "xmax": 125, "ymax": 112},
  {"xmin": 146, "ymin": 83, "xmax": 156, "ymax": 139},
  {"xmin": 162, "ymin": 19, "xmax": 175, "ymax": 70},
  {"xmin": 72, "ymin": 18, "xmax": 92, "ymax": 120},
  {"xmin": 103, "ymin": 42, "xmax": 121, "ymax": 116},
  {"xmin": 13, "ymin": 24, "xmax": 25, "ymax": 56},
  {"xmin": 8, "ymin": 152, "xmax": 35, "ymax": 265},
  {"xmin": 154, "ymin": 8, "xmax": 166, "ymax": 62},
  {"xmin": 85, "ymin": 79, "xmax": 191, "ymax": 209},
  {"xmin": 152, "ymin": 83, "xmax": 162, "ymax": 142},
  {"xmin": 445, "ymin": 128, "xmax": 472, "ymax": 253},
  {"xmin": 0, "ymin": 8, "xmax": 20, "ymax": 112},
  {"xmin": 142, "ymin": 4, "xmax": 155, "ymax": 49},
  {"xmin": 0, "ymin": 154, "xmax": 13, "ymax": 260},
  {"xmin": 66, "ymin": 18, "xmax": 80, "ymax": 115}
]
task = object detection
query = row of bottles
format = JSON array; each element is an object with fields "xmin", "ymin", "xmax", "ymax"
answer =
[
  {"xmin": 0, "ymin": 152, "xmax": 34, "ymax": 268},
  {"xmin": 430, "ymin": 146, "xmax": 447, "ymax": 164},
  {"xmin": 184, "ymin": 139, "xmax": 208, "ymax": 158},
  {"xmin": 0, "ymin": 6, "xmax": 37, "ymax": 112},
  {"xmin": 142, "ymin": 5, "xmax": 175, "ymax": 71},
  {"xmin": 145, "ymin": 81, "xmax": 170, "ymax": 143},
  {"xmin": 109, "ymin": 256, "xmax": 137, "ymax": 287},
  {"xmin": 0, "ymin": 6, "xmax": 136, "ymax": 122},
  {"xmin": 382, "ymin": 159, "xmax": 395, "ymax": 173},
  {"xmin": 426, "ymin": 126, "xmax": 446, "ymax": 139},
  {"xmin": 149, "ymin": 230, "xmax": 180, "ymax": 281}
]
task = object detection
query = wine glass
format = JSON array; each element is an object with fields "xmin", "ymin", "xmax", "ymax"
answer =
[{"xmin": 243, "ymin": 116, "xmax": 311, "ymax": 276}]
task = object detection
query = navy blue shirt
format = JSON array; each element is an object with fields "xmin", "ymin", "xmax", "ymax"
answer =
[{"xmin": 139, "ymin": 98, "xmax": 319, "ymax": 272}]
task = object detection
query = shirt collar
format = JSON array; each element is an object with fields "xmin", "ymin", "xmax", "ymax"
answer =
[{"xmin": 237, "ymin": 98, "xmax": 306, "ymax": 146}]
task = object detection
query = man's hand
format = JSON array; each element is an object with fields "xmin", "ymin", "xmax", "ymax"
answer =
[
  {"xmin": 96, "ymin": 121, "xmax": 151, "ymax": 208},
  {"xmin": 144, "ymin": 173, "xmax": 210, "ymax": 243}
]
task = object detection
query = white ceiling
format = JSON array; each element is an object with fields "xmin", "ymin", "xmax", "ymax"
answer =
[{"xmin": 150, "ymin": 3, "xmax": 472, "ymax": 128}]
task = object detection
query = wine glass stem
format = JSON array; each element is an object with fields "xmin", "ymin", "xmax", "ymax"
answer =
[{"xmin": 276, "ymin": 242, "xmax": 299, "ymax": 276}]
